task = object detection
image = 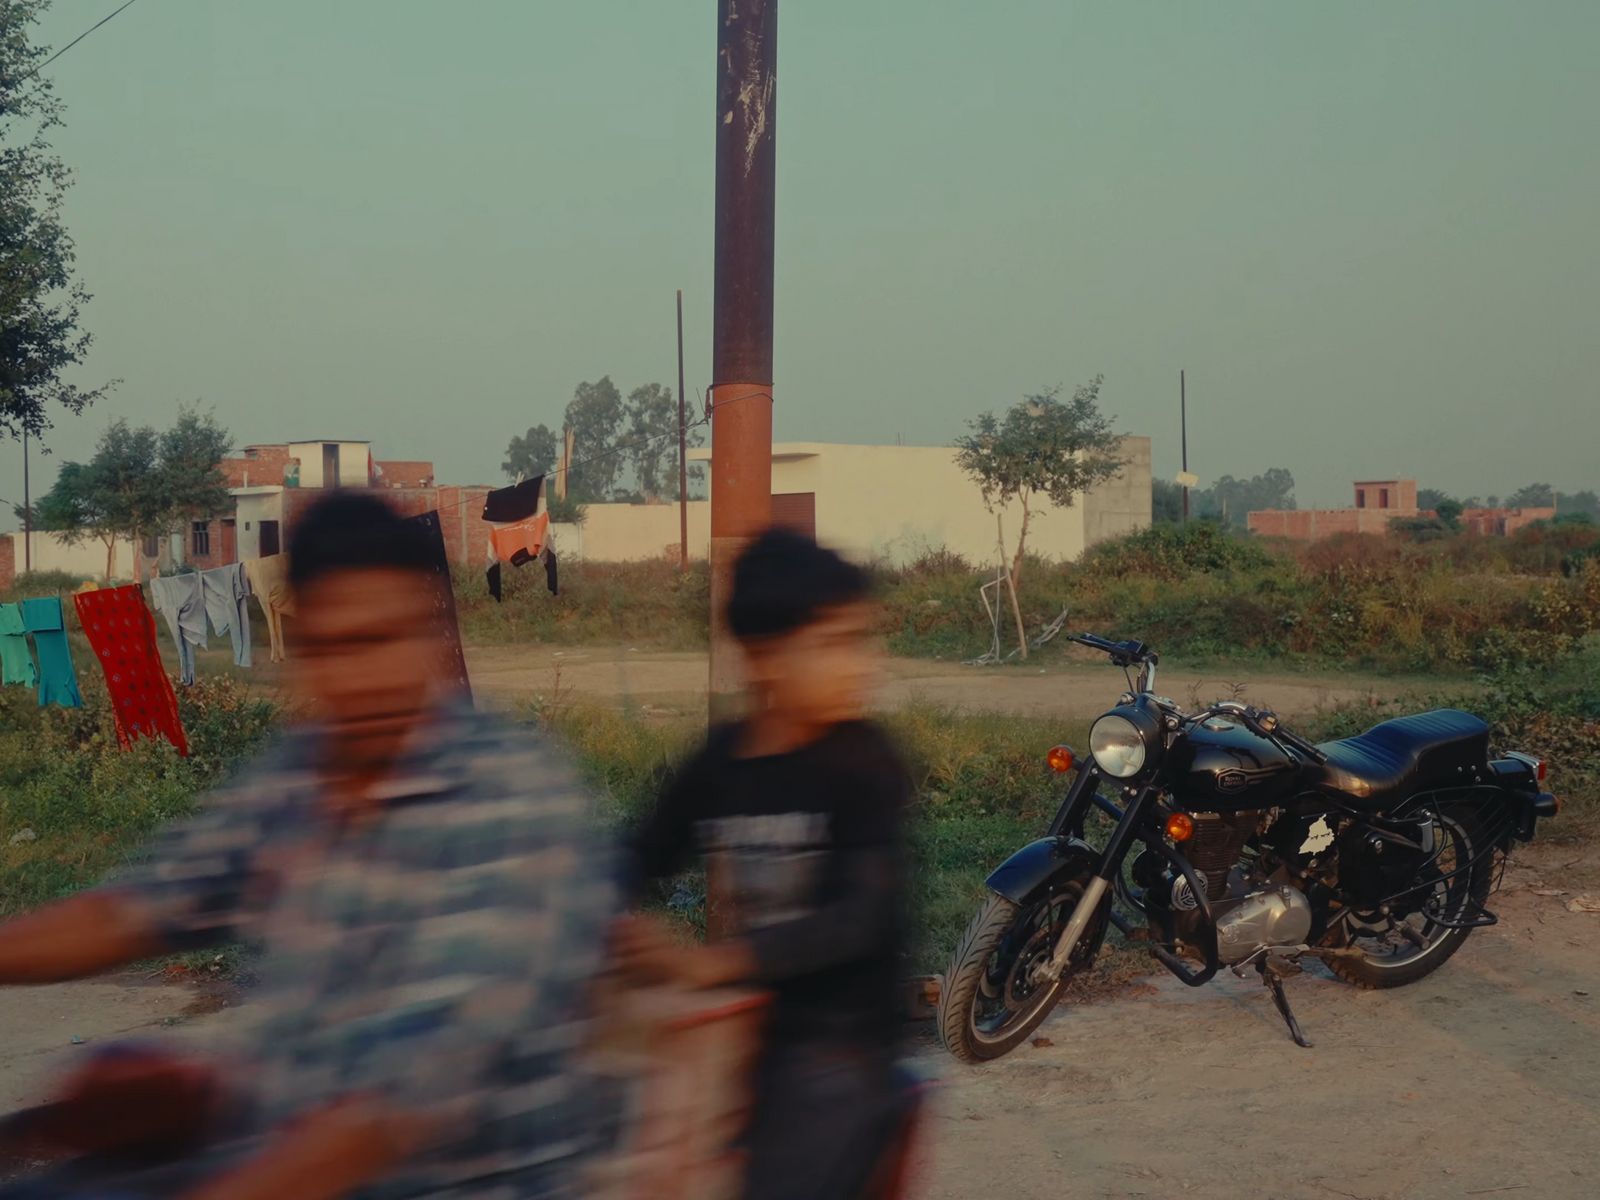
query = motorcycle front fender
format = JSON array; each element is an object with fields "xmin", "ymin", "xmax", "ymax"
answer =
[{"xmin": 986, "ymin": 836, "xmax": 1100, "ymax": 906}]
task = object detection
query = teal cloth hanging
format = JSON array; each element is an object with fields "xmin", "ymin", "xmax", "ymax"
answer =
[{"xmin": 19, "ymin": 597, "xmax": 84, "ymax": 709}]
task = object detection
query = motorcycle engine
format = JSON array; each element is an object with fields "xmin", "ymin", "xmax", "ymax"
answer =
[
  {"xmin": 1137, "ymin": 810, "xmax": 1314, "ymax": 964},
  {"xmin": 1213, "ymin": 885, "xmax": 1312, "ymax": 963}
]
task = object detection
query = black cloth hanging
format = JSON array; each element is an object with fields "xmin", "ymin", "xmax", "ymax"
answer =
[
  {"xmin": 401, "ymin": 511, "xmax": 472, "ymax": 699},
  {"xmin": 486, "ymin": 560, "xmax": 503, "ymax": 603},
  {"xmin": 482, "ymin": 476, "xmax": 544, "ymax": 524},
  {"xmin": 541, "ymin": 546, "xmax": 558, "ymax": 596}
]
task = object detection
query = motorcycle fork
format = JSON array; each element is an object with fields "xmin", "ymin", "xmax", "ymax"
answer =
[{"xmin": 1036, "ymin": 783, "xmax": 1157, "ymax": 982}]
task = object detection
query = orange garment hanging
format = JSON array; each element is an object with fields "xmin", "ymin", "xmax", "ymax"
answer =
[{"xmin": 490, "ymin": 512, "xmax": 551, "ymax": 567}]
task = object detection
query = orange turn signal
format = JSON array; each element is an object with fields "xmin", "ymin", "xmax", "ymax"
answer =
[
  {"xmin": 1165, "ymin": 812, "xmax": 1195, "ymax": 842},
  {"xmin": 1046, "ymin": 745, "xmax": 1076, "ymax": 774}
]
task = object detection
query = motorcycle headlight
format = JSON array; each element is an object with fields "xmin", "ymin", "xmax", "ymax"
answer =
[{"xmin": 1090, "ymin": 708, "xmax": 1159, "ymax": 778}]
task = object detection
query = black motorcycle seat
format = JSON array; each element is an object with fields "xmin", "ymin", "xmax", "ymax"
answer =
[{"xmin": 1310, "ymin": 709, "xmax": 1490, "ymax": 809}]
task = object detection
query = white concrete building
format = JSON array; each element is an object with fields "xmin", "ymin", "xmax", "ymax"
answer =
[{"xmin": 557, "ymin": 438, "xmax": 1151, "ymax": 567}]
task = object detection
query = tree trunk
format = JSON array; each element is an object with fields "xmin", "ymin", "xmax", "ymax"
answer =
[
  {"xmin": 1008, "ymin": 496, "xmax": 1034, "ymax": 659},
  {"xmin": 996, "ymin": 510, "xmax": 1029, "ymax": 661},
  {"xmin": 104, "ymin": 535, "xmax": 115, "ymax": 581}
]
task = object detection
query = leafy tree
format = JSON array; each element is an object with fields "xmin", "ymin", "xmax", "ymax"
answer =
[
  {"xmin": 35, "ymin": 419, "xmax": 157, "ymax": 577},
  {"xmin": 955, "ymin": 376, "xmax": 1125, "ymax": 656},
  {"xmin": 1562, "ymin": 489, "xmax": 1600, "ymax": 520},
  {"xmin": 1507, "ymin": 483, "xmax": 1556, "ymax": 509},
  {"xmin": 1417, "ymin": 487, "xmax": 1455, "ymax": 512},
  {"xmin": 1151, "ymin": 479, "xmax": 1185, "ymax": 524},
  {"xmin": 35, "ymin": 409, "xmax": 230, "ymax": 578},
  {"xmin": 563, "ymin": 376, "xmax": 625, "ymax": 501},
  {"xmin": 625, "ymin": 382, "xmax": 705, "ymax": 501},
  {"xmin": 1434, "ymin": 498, "xmax": 1464, "ymax": 530},
  {"xmin": 1, "ymin": 0, "xmax": 115, "ymax": 441},
  {"xmin": 1193, "ymin": 468, "xmax": 1296, "ymax": 529},
  {"xmin": 502, "ymin": 423, "xmax": 558, "ymax": 482}
]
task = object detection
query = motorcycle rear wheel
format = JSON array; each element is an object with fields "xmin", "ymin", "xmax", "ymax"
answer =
[
  {"xmin": 938, "ymin": 882, "xmax": 1096, "ymax": 1063},
  {"xmin": 1327, "ymin": 804, "xmax": 1494, "ymax": 990}
]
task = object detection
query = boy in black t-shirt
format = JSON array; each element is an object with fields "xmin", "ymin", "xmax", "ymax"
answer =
[{"xmin": 616, "ymin": 528, "xmax": 911, "ymax": 1200}]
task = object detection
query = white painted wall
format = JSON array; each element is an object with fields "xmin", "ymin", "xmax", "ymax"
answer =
[
  {"xmin": 563, "ymin": 440, "xmax": 1151, "ymax": 567},
  {"xmin": 234, "ymin": 490, "xmax": 285, "ymax": 560},
  {"xmin": 286, "ymin": 441, "xmax": 370, "ymax": 490},
  {"xmin": 6, "ymin": 530, "xmax": 138, "ymax": 581}
]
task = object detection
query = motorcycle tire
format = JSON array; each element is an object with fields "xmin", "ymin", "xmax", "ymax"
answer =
[
  {"xmin": 937, "ymin": 894, "xmax": 1069, "ymax": 1064},
  {"xmin": 1327, "ymin": 804, "xmax": 1494, "ymax": 991}
]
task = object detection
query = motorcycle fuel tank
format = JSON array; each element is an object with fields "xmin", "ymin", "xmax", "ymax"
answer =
[{"xmin": 1170, "ymin": 719, "xmax": 1302, "ymax": 811}]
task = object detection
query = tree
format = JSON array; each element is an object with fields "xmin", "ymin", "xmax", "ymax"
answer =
[
  {"xmin": 955, "ymin": 376, "xmax": 1126, "ymax": 657},
  {"xmin": 563, "ymin": 376, "xmax": 625, "ymax": 501},
  {"xmin": 1417, "ymin": 487, "xmax": 1454, "ymax": 512},
  {"xmin": 1151, "ymin": 479, "xmax": 1185, "ymax": 524},
  {"xmin": 625, "ymin": 382, "xmax": 705, "ymax": 501},
  {"xmin": 1192, "ymin": 468, "xmax": 1296, "ymax": 529},
  {"xmin": 1562, "ymin": 489, "xmax": 1600, "ymax": 520},
  {"xmin": 34, "ymin": 409, "xmax": 230, "ymax": 578},
  {"xmin": 35, "ymin": 419, "xmax": 157, "ymax": 577},
  {"xmin": 1, "ymin": 1, "xmax": 115, "ymax": 441},
  {"xmin": 502, "ymin": 423, "xmax": 558, "ymax": 482},
  {"xmin": 1434, "ymin": 498, "xmax": 1464, "ymax": 530},
  {"xmin": 1507, "ymin": 483, "xmax": 1556, "ymax": 509}
]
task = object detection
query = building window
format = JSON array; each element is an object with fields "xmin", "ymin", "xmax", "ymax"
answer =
[
  {"xmin": 1380, "ymin": 488, "xmax": 1390, "ymax": 509},
  {"xmin": 192, "ymin": 521, "xmax": 211, "ymax": 558},
  {"xmin": 1356, "ymin": 490, "xmax": 1366, "ymax": 509},
  {"xmin": 142, "ymin": 533, "xmax": 160, "ymax": 559}
]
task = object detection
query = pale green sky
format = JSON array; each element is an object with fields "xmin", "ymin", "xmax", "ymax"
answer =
[{"xmin": 8, "ymin": 0, "xmax": 1598, "ymax": 519}]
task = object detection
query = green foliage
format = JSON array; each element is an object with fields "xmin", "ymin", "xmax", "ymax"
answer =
[
  {"xmin": 455, "ymin": 557, "xmax": 711, "ymax": 650},
  {"xmin": 625, "ymin": 382, "xmax": 704, "ymax": 502},
  {"xmin": 564, "ymin": 376, "xmax": 626, "ymax": 501},
  {"xmin": 0, "ymin": 674, "xmax": 279, "ymax": 916},
  {"xmin": 0, "ymin": 0, "xmax": 116, "ymax": 441},
  {"xmin": 502, "ymin": 423, "xmax": 558, "ymax": 482},
  {"xmin": 1151, "ymin": 478, "xmax": 1185, "ymax": 524},
  {"xmin": 34, "ymin": 409, "xmax": 231, "ymax": 575},
  {"xmin": 1, "ymin": 568, "xmax": 81, "ymax": 599},
  {"xmin": 1191, "ymin": 468, "xmax": 1296, "ymax": 529},
  {"xmin": 954, "ymin": 376, "xmax": 1125, "ymax": 517}
]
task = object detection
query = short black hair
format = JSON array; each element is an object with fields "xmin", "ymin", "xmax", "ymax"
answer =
[
  {"xmin": 287, "ymin": 491, "xmax": 437, "ymax": 591},
  {"xmin": 727, "ymin": 527, "xmax": 870, "ymax": 641}
]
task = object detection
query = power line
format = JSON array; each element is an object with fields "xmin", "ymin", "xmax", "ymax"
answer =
[{"xmin": 19, "ymin": 0, "xmax": 144, "ymax": 84}]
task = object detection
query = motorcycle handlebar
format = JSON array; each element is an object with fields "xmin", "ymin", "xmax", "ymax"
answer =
[{"xmin": 1069, "ymin": 632, "xmax": 1159, "ymax": 666}]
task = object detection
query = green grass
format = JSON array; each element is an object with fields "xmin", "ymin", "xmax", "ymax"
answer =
[{"xmin": 449, "ymin": 524, "xmax": 1600, "ymax": 682}]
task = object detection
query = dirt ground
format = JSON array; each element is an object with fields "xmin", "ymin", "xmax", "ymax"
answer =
[
  {"xmin": 462, "ymin": 643, "xmax": 1415, "ymax": 723},
  {"xmin": 4, "ymin": 847, "xmax": 1595, "ymax": 1198}
]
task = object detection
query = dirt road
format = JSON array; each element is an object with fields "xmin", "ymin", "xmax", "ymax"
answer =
[
  {"xmin": 4, "ymin": 850, "xmax": 1594, "ymax": 1198},
  {"xmin": 909, "ymin": 847, "xmax": 1600, "ymax": 1200},
  {"xmin": 462, "ymin": 644, "xmax": 1417, "ymax": 722}
]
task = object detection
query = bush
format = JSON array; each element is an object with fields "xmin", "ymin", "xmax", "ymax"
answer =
[
  {"xmin": 0, "ymin": 676, "xmax": 280, "ymax": 916},
  {"xmin": 1, "ymin": 569, "xmax": 85, "ymax": 600}
]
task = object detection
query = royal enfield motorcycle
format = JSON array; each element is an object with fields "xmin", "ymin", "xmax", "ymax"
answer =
[{"xmin": 937, "ymin": 634, "xmax": 1561, "ymax": 1062}]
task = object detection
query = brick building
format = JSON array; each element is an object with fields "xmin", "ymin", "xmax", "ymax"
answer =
[
  {"xmin": 140, "ymin": 438, "xmax": 493, "ymax": 578},
  {"xmin": 1249, "ymin": 479, "xmax": 1557, "ymax": 542}
]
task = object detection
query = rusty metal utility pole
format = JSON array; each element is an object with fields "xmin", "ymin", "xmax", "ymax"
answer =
[
  {"xmin": 22, "ymin": 430, "xmax": 31, "ymax": 572},
  {"xmin": 709, "ymin": 0, "xmax": 776, "ymax": 714},
  {"xmin": 677, "ymin": 289, "xmax": 689, "ymax": 571}
]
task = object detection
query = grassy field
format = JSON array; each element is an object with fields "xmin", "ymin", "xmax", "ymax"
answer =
[{"xmin": 451, "ymin": 522, "xmax": 1600, "ymax": 676}]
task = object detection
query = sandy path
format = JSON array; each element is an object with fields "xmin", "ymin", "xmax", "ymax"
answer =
[
  {"xmin": 462, "ymin": 644, "xmax": 1413, "ymax": 723},
  {"xmin": 5, "ymin": 851, "xmax": 1593, "ymax": 1198},
  {"xmin": 908, "ymin": 849, "xmax": 1600, "ymax": 1200}
]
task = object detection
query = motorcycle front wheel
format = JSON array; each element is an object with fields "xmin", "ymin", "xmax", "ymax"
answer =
[{"xmin": 937, "ymin": 881, "xmax": 1098, "ymax": 1063}]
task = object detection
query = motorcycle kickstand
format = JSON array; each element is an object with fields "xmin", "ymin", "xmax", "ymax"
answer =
[{"xmin": 1259, "ymin": 958, "xmax": 1313, "ymax": 1049}]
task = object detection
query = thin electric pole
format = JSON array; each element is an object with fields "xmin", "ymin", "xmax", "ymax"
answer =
[
  {"xmin": 709, "ymin": 0, "xmax": 776, "ymax": 715},
  {"xmin": 677, "ymin": 289, "xmax": 689, "ymax": 571},
  {"xmin": 1180, "ymin": 370, "xmax": 1189, "ymax": 524},
  {"xmin": 22, "ymin": 429, "xmax": 31, "ymax": 573}
]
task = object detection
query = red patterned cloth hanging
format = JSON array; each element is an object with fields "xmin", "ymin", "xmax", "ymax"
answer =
[{"xmin": 73, "ymin": 585, "xmax": 190, "ymax": 756}]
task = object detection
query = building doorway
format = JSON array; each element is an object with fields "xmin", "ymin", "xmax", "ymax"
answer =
[
  {"xmin": 259, "ymin": 520, "xmax": 281, "ymax": 557},
  {"xmin": 772, "ymin": 492, "xmax": 816, "ymax": 538}
]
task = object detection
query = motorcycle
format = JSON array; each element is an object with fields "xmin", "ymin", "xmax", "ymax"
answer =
[{"xmin": 937, "ymin": 633, "xmax": 1561, "ymax": 1062}]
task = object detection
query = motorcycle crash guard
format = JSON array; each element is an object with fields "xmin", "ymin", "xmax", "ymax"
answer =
[{"xmin": 986, "ymin": 836, "xmax": 1101, "ymax": 906}]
